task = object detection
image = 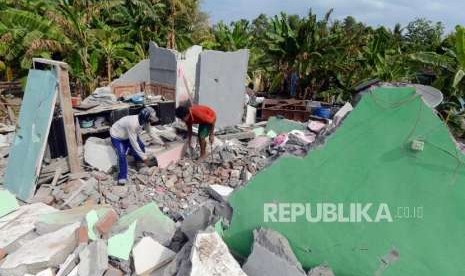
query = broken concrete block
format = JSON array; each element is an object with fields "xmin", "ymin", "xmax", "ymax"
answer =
[
  {"xmin": 133, "ymin": 237, "xmax": 175, "ymax": 275},
  {"xmin": 35, "ymin": 205, "xmax": 110, "ymax": 235},
  {"xmin": 207, "ymin": 185, "xmax": 234, "ymax": 202},
  {"xmin": 78, "ymin": 240, "xmax": 108, "ymax": 276},
  {"xmin": 111, "ymin": 185, "xmax": 128, "ymax": 198},
  {"xmin": 0, "ymin": 189, "xmax": 19, "ymax": 217},
  {"xmin": 242, "ymin": 228, "xmax": 306, "ymax": 276},
  {"xmin": 108, "ymin": 221, "xmax": 137, "ymax": 261},
  {"xmin": 96, "ymin": 209, "xmax": 118, "ymax": 236},
  {"xmin": 180, "ymin": 205, "xmax": 213, "ymax": 240},
  {"xmin": 62, "ymin": 178, "xmax": 97, "ymax": 208},
  {"xmin": 0, "ymin": 203, "xmax": 57, "ymax": 253},
  {"xmin": 0, "ymin": 222, "xmax": 80, "ymax": 276},
  {"xmin": 84, "ymin": 137, "xmax": 117, "ymax": 173},
  {"xmin": 190, "ymin": 231, "xmax": 246, "ymax": 276},
  {"xmin": 35, "ymin": 268, "xmax": 55, "ymax": 276},
  {"xmin": 112, "ymin": 202, "xmax": 176, "ymax": 246},
  {"xmin": 307, "ymin": 265, "xmax": 335, "ymax": 276}
]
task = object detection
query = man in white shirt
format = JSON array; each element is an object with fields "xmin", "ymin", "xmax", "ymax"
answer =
[{"xmin": 110, "ymin": 107, "xmax": 158, "ymax": 185}]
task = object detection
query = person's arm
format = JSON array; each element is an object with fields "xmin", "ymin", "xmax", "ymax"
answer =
[{"xmin": 128, "ymin": 129, "xmax": 147, "ymax": 161}]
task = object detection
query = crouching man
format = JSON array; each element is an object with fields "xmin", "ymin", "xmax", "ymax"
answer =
[
  {"xmin": 110, "ymin": 107, "xmax": 158, "ymax": 185},
  {"xmin": 175, "ymin": 105, "xmax": 216, "ymax": 160}
]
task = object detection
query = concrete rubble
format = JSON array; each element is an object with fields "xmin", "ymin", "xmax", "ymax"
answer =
[
  {"xmin": 242, "ymin": 228, "xmax": 307, "ymax": 276},
  {"xmin": 0, "ymin": 62, "xmax": 359, "ymax": 275},
  {"xmin": 189, "ymin": 231, "xmax": 247, "ymax": 276},
  {"xmin": 132, "ymin": 236, "xmax": 175, "ymax": 275},
  {"xmin": 0, "ymin": 222, "xmax": 80, "ymax": 276},
  {"xmin": 0, "ymin": 110, "xmax": 342, "ymax": 275},
  {"xmin": 78, "ymin": 240, "xmax": 108, "ymax": 276}
]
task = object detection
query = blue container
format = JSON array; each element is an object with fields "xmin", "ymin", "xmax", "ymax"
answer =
[{"xmin": 313, "ymin": 107, "xmax": 331, "ymax": 118}]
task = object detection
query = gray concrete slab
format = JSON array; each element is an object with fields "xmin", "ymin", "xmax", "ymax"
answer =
[{"xmin": 195, "ymin": 50, "xmax": 249, "ymax": 128}]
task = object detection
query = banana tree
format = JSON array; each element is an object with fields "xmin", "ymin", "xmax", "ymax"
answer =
[{"xmin": 410, "ymin": 25, "xmax": 465, "ymax": 96}]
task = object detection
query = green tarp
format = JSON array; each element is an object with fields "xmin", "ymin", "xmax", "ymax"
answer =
[
  {"xmin": 5, "ymin": 69, "xmax": 57, "ymax": 201},
  {"xmin": 225, "ymin": 87, "xmax": 465, "ymax": 275}
]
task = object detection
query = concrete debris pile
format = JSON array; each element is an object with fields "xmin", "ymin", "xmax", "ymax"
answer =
[
  {"xmin": 0, "ymin": 116, "xmax": 343, "ymax": 276},
  {"xmin": 0, "ymin": 131, "xmax": 14, "ymax": 184}
]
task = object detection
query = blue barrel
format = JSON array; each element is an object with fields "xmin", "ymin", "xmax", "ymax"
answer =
[{"xmin": 313, "ymin": 107, "xmax": 331, "ymax": 118}]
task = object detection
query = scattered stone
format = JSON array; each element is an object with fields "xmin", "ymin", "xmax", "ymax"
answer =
[
  {"xmin": 78, "ymin": 240, "xmax": 108, "ymax": 276},
  {"xmin": 0, "ymin": 222, "xmax": 80, "ymax": 276},
  {"xmin": 189, "ymin": 231, "xmax": 246, "ymax": 276},
  {"xmin": 307, "ymin": 265, "xmax": 335, "ymax": 276},
  {"xmin": 111, "ymin": 185, "xmax": 128, "ymax": 198},
  {"xmin": 133, "ymin": 236, "xmax": 176, "ymax": 275},
  {"xmin": 242, "ymin": 228, "xmax": 306, "ymax": 276}
]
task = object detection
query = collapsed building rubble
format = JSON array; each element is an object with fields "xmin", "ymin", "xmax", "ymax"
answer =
[{"xmin": 1, "ymin": 44, "xmax": 464, "ymax": 276}]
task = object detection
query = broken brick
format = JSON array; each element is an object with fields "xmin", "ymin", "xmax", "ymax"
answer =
[
  {"xmin": 95, "ymin": 209, "xmax": 118, "ymax": 236},
  {"xmin": 0, "ymin": 248, "xmax": 6, "ymax": 261},
  {"xmin": 76, "ymin": 226, "xmax": 89, "ymax": 244}
]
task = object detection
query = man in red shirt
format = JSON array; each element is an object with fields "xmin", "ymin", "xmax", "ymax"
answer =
[{"xmin": 175, "ymin": 105, "xmax": 216, "ymax": 159}]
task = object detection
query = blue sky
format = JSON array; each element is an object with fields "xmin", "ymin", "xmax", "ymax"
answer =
[{"xmin": 201, "ymin": 0, "xmax": 465, "ymax": 33}]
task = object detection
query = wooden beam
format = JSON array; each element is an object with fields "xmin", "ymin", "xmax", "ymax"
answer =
[
  {"xmin": 33, "ymin": 58, "xmax": 81, "ymax": 173},
  {"xmin": 57, "ymin": 66, "xmax": 81, "ymax": 173}
]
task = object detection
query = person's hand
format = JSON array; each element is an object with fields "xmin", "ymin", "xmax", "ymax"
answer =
[{"xmin": 209, "ymin": 135, "xmax": 214, "ymax": 144}]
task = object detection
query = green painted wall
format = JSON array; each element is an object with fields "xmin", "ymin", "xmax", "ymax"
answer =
[{"xmin": 225, "ymin": 87, "xmax": 465, "ymax": 275}]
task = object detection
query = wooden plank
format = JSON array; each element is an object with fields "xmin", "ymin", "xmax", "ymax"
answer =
[{"xmin": 57, "ymin": 66, "xmax": 81, "ymax": 174}]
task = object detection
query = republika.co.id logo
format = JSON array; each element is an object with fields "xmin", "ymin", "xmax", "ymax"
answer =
[{"xmin": 263, "ymin": 203, "xmax": 424, "ymax": 223}]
